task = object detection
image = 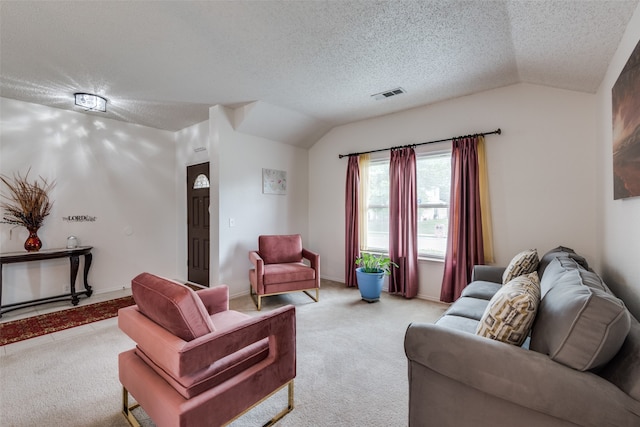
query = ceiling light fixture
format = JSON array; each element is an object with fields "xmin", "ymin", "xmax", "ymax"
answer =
[{"xmin": 74, "ymin": 93, "xmax": 107, "ymax": 112}]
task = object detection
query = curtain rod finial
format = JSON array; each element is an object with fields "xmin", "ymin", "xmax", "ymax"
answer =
[{"xmin": 496, "ymin": 128, "xmax": 502, "ymax": 135}]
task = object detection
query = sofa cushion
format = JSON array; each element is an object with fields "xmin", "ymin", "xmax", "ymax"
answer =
[
  {"xmin": 460, "ymin": 281, "xmax": 502, "ymax": 300},
  {"xmin": 443, "ymin": 297, "xmax": 490, "ymax": 321},
  {"xmin": 435, "ymin": 314, "xmax": 480, "ymax": 335},
  {"xmin": 530, "ymin": 268, "xmax": 631, "ymax": 371},
  {"xmin": 538, "ymin": 245, "xmax": 589, "ymax": 277},
  {"xmin": 540, "ymin": 257, "xmax": 611, "ymax": 299},
  {"xmin": 258, "ymin": 234, "xmax": 303, "ymax": 264},
  {"xmin": 263, "ymin": 262, "xmax": 315, "ymax": 285},
  {"xmin": 138, "ymin": 308, "xmax": 270, "ymax": 399},
  {"xmin": 502, "ymin": 249, "xmax": 539, "ymax": 284},
  {"xmin": 131, "ymin": 272, "xmax": 215, "ymax": 341},
  {"xmin": 476, "ymin": 272, "xmax": 540, "ymax": 346},
  {"xmin": 540, "ymin": 257, "xmax": 584, "ymax": 297}
]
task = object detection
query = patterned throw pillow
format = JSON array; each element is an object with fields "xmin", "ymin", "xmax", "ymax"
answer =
[
  {"xmin": 476, "ymin": 272, "xmax": 541, "ymax": 346},
  {"xmin": 502, "ymin": 249, "xmax": 539, "ymax": 284}
]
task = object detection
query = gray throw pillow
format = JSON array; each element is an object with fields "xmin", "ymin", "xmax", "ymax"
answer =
[
  {"xmin": 539, "ymin": 257, "xmax": 583, "ymax": 298},
  {"xmin": 538, "ymin": 246, "xmax": 589, "ymax": 277},
  {"xmin": 530, "ymin": 268, "xmax": 630, "ymax": 371}
]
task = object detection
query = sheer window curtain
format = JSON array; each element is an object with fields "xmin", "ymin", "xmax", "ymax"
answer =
[
  {"xmin": 477, "ymin": 136, "xmax": 494, "ymax": 263},
  {"xmin": 440, "ymin": 135, "xmax": 485, "ymax": 303},
  {"xmin": 345, "ymin": 155, "xmax": 360, "ymax": 287},
  {"xmin": 358, "ymin": 154, "xmax": 370, "ymax": 252},
  {"xmin": 389, "ymin": 147, "xmax": 418, "ymax": 298}
]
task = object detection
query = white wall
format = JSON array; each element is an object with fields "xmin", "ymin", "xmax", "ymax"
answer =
[
  {"xmin": 0, "ymin": 98, "xmax": 177, "ymax": 304},
  {"xmin": 211, "ymin": 106, "xmax": 309, "ymax": 298},
  {"xmin": 0, "ymin": 98, "xmax": 308, "ymax": 307},
  {"xmin": 175, "ymin": 119, "xmax": 210, "ymax": 281},
  {"xmin": 596, "ymin": 2, "xmax": 640, "ymax": 319},
  {"xmin": 309, "ymin": 83, "xmax": 598, "ymax": 301},
  {"xmin": 174, "ymin": 106, "xmax": 309, "ymax": 298}
]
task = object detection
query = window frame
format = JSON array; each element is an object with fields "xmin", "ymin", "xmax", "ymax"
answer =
[{"xmin": 362, "ymin": 147, "xmax": 452, "ymax": 259}]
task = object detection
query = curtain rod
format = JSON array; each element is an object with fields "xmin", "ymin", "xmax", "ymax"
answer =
[{"xmin": 337, "ymin": 128, "xmax": 502, "ymax": 159}]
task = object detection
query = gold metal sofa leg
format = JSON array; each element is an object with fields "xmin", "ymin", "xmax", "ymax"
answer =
[
  {"xmin": 303, "ymin": 288, "xmax": 319, "ymax": 303},
  {"xmin": 262, "ymin": 380, "xmax": 295, "ymax": 427},
  {"xmin": 225, "ymin": 380, "xmax": 294, "ymax": 427},
  {"xmin": 251, "ymin": 283, "xmax": 319, "ymax": 310},
  {"xmin": 123, "ymin": 381, "xmax": 294, "ymax": 427},
  {"xmin": 122, "ymin": 387, "xmax": 141, "ymax": 427},
  {"xmin": 250, "ymin": 284, "xmax": 263, "ymax": 310}
]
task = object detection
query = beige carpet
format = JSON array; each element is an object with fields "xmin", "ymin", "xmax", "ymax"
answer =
[{"xmin": 0, "ymin": 280, "xmax": 447, "ymax": 426}]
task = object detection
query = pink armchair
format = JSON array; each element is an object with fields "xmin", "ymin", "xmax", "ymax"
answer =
[
  {"xmin": 118, "ymin": 272, "xmax": 296, "ymax": 427},
  {"xmin": 249, "ymin": 234, "xmax": 320, "ymax": 310}
]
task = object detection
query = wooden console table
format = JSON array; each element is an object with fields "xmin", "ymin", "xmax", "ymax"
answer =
[{"xmin": 0, "ymin": 246, "xmax": 93, "ymax": 318}]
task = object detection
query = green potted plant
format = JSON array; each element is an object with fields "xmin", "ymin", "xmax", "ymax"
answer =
[{"xmin": 355, "ymin": 253, "xmax": 398, "ymax": 302}]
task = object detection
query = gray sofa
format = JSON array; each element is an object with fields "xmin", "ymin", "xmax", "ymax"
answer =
[{"xmin": 405, "ymin": 247, "xmax": 640, "ymax": 427}]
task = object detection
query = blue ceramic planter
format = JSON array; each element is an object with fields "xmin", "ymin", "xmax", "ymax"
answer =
[{"xmin": 356, "ymin": 267, "xmax": 385, "ymax": 302}]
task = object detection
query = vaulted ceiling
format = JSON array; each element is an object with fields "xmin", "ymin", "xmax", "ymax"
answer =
[{"xmin": 1, "ymin": 1, "xmax": 638, "ymax": 147}]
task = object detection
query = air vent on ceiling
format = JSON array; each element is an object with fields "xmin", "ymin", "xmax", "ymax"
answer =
[{"xmin": 372, "ymin": 87, "xmax": 406, "ymax": 100}]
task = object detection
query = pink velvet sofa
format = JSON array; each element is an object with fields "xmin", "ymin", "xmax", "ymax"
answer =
[
  {"xmin": 249, "ymin": 234, "xmax": 320, "ymax": 310},
  {"xmin": 118, "ymin": 272, "xmax": 296, "ymax": 427}
]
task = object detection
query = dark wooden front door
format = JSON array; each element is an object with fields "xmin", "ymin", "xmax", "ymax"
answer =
[{"xmin": 187, "ymin": 162, "xmax": 210, "ymax": 287}]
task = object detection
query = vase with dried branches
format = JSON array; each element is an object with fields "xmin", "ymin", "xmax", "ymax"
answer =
[{"xmin": 0, "ymin": 170, "xmax": 55, "ymax": 252}]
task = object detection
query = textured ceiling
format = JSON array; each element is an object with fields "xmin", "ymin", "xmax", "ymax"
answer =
[{"xmin": 1, "ymin": 1, "xmax": 638, "ymax": 147}]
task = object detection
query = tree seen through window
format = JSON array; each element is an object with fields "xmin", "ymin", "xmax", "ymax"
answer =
[{"xmin": 365, "ymin": 152, "xmax": 451, "ymax": 258}]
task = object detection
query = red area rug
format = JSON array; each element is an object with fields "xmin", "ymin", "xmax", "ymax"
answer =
[{"xmin": 0, "ymin": 296, "xmax": 135, "ymax": 346}]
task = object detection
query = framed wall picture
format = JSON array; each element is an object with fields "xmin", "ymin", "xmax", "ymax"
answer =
[
  {"xmin": 262, "ymin": 168, "xmax": 287, "ymax": 195},
  {"xmin": 612, "ymin": 39, "xmax": 640, "ymax": 200}
]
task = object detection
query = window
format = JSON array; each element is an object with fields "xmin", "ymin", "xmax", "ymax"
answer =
[
  {"xmin": 364, "ymin": 151, "xmax": 451, "ymax": 258},
  {"xmin": 193, "ymin": 174, "xmax": 210, "ymax": 189}
]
